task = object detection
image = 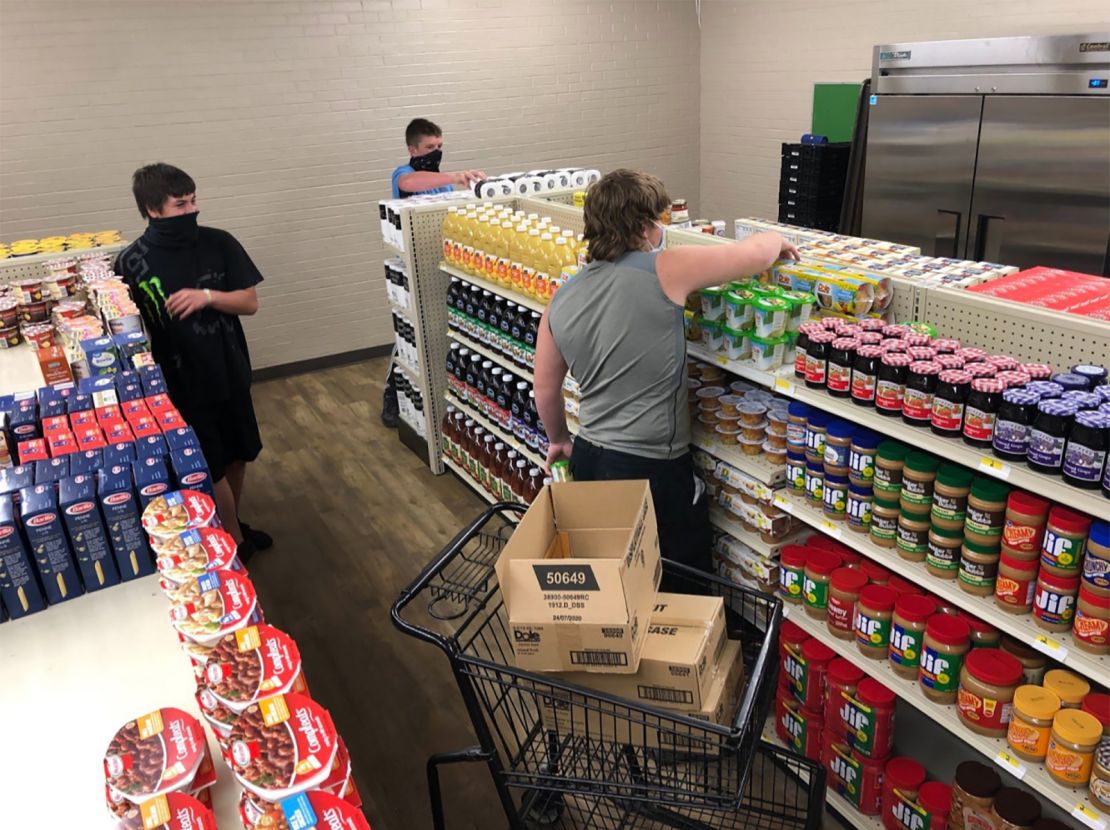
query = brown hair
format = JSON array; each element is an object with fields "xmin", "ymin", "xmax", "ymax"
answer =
[{"xmin": 583, "ymin": 169, "xmax": 670, "ymax": 262}]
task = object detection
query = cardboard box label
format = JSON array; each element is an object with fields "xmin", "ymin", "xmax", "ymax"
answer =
[{"xmin": 532, "ymin": 563, "xmax": 601, "ymax": 591}]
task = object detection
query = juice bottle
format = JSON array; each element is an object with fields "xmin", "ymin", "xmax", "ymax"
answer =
[
  {"xmin": 534, "ymin": 232, "xmax": 556, "ymax": 299},
  {"xmin": 442, "ymin": 207, "xmax": 458, "ymax": 265},
  {"xmin": 509, "ymin": 224, "xmax": 528, "ymax": 291},
  {"xmin": 561, "ymin": 229, "xmax": 578, "ymax": 260},
  {"xmin": 478, "ymin": 215, "xmax": 497, "ymax": 280},
  {"xmin": 550, "ymin": 236, "xmax": 575, "ymax": 300},
  {"xmin": 459, "ymin": 211, "xmax": 475, "ymax": 274},
  {"xmin": 521, "ymin": 228, "xmax": 542, "ymax": 296},
  {"xmin": 495, "ymin": 221, "xmax": 513, "ymax": 286}
]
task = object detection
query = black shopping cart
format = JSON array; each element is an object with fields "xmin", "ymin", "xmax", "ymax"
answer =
[{"xmin": 392, "ymin": 504, "xmax": 826, "ymax": 830}]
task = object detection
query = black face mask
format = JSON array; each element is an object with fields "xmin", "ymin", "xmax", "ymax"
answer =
[
  {"xmin": 145, "ymin": 211, "xmax": 200, "ymax": 247},
  {"xmin": 410, "ymin": 149, "xmax": 442, "ymax": 172}
]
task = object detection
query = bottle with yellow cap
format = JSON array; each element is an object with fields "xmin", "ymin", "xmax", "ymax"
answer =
[
  {"xmin": 441, "ymin": 206, "xmax": 459, "ymax": 265},
  {"xmin": 509, "ymin": 223, "xmax": 528, "ymax": 291},
  {"xmin": 496, "ymin": 221, "xmax": 514, "ymax": 286}
]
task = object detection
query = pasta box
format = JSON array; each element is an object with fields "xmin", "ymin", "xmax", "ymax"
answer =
[
  {"xmin": 104, "ymin": 442, "xmax": 137, "ymax": 468},
  {"xmin": 95, "ymin": 404, "xmax": 122, "ymax": 425},
  {"xmin": 137, "ymin": 434, "xmax": 168, "ymax": 460},
  {"xmin": 134, "ymin": 455, "xmax": 172, "ymax": 509},
  {"xmin": 70, "ymin": 409, "xmax": 97, "ymax": 430},
  {"xmin": 158, "ymin": 409, "xmax": 188, "ymax": 432},
  {"xmin": 42, "ymin": 415, "xmax": 71, "ymax": 436},
  {"xmin": 18, "ymin": 438, "xmax": 48, "ymax": 465},
  {"xmin": 74, "ymin": 425, "xmax": 107, "ymax": 451},
  {"xmin": 9, "ymin": 405, "xmax": 40, "ymax": 442},
  {"xmin": 117, "ymin": 382, "xmax": 145, "ymax": 403},
  {"xmin": 123, "ymin": 399, "xmax": 151, "ymax": 421},
  {"xmin": 59, "ymin": 474, "xmax": 120, "ymax": 592},
  {"xmin": 34, "ymin": 456, "xmax": 69, "ymax": 486},
  {"xmin": 20, "ymin": 483, "xmax": 82, "ymax": 604},
  {"xmin": 103, "ymin": 420, "xmax": 135, "ymax": 445},
  {"xmin": 80, "ymin": 336, "xmax": 121, "ymax": 376},
  {"xmin": 69, "ymin": 448, "xmax": 104, "ymax": 477},
  {"xmin": 66, "ymin": 393, "xmax": 93, "ymax": 414},
  {"xmin": 165, "ymin": 427, "xmax": 200, "ymax": 452},
  {"xmin": 78, "ymin": 376, "xmax": 119, "ymax": 408},
  {"xmin": 113, "ymin": 331, "xmax": 149, "ymax": 361},
  {"xmin": 137, "ymin": 365, "xmax": 166, "ymax": 395},
  {"xmin": 0, "ymin": 494, "xmax": 46, "ymax": 618},
  {"xmin": 41, "ymin": 398, "xmax": 67, "ymax": 419},
  {"xmin": 97, "ymin": 464, "xmax": 155, "ymax": 580},
  {"xmin": 130, "ymin": 415, "xmax": 161, "ymax": 439},
  {"xmin": 146, "ymin": 394, "xmax": 175, "ymax": 414},
  {"xmin": 47, "ymin": 431, "xmax": 78, "ymax": 458},
  {"xmin": 0, "ymin": 465, "xmax": 33, "ymax": 505},
  {"xmin": 170, "ymin": 448, "xmax": 214, "ymax": 500}
]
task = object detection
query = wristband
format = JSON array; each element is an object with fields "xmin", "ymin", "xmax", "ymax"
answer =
[{"xmin": 203, "ymin": 288, "xmax": 212, "ymax": 306}]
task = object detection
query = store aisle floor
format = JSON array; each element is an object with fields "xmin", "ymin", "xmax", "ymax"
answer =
[{"xmin": 242, "ymin": 358, "xmax": 847, "ymax": 830}]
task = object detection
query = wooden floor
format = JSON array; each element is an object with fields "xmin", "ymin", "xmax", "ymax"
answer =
[{"xmin": 243, "ymin": 358, "xmax": 847, "ymax": 830}]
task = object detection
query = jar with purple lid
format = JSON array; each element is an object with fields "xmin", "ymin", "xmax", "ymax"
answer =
[
  {"xmin": 1051, "ymin": 372, "xmax": 1090, "ymax": 392},
  {"xmin": 993, "ymin": 388, "xmax": 1042, "ymax": 462},
  {"xmin": 1028, "ymin": 398, "xmax": 1079, "ymax": 475},
  {"xmin": 1025, "ymin": 380, "xmax": 1063, "ymax": 399},
  {"xmin": 1062, "ymin": 390, "xmax": 1100, "ymax": 410},
  {"xmin": 1063, "ymin": 410, "xmax": 1109, "ymax": 489},
  {"xmin": 1071, "ymin": 364, "xmax": 1107, "ymax": 387},
  {"xmin": 1097, "ymin": 385, "xmax": 1110, "ymax": 405}
]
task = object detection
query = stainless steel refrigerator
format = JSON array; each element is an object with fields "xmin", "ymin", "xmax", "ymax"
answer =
[{"xmin": 860, "ymin": 34, "xmax": 1110, "ymax": 275}]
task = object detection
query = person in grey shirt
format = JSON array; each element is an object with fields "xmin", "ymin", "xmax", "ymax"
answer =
[{"xmin": 535, "ymin": 169, "xmax": 796, "ymax": 578}]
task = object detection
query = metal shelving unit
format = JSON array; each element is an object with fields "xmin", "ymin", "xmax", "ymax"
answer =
[
  {"xmin": 447, "ymin": 389, "xmax": 545, "ymax": 468},
  {"xmin": 0, "ymin": 241, "xmax": 126, "ymax": 282},
  {"xmin": 442, "ymin": 456, "xmax": 497, "ymax": 505},
  {"xmin": 446, "ymin": 330, "xmax": 534, "ymax": 383},
  {"xmin": 771, "ymin": 489, "xmax": 1107, "ymax": 681},
  {"xmin": 441, "ymin": 263, "xmax": 546, "ymax": 313},
  {"xmin": 779, "ymin": 598, "xmax": 1102, "ymax": 819},
  {"xmin": 691, "ymin": 429, "xmax": 786, "ymax": 488},
  {"xmin": 709, "ymin": 504, "xmax": 798, "ymax": 559}
]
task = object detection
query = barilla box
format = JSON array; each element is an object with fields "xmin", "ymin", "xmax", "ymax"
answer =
[
  {"xmin": 66, "ymin": 393, "xmax": 93, "ymax": 414},
  {"xmin": 34, "ymin": 456, "xmax": 69, "ymax": 486},
  {"xmin": 553, "ymin": 593, "xmax": 728, "ymax": 711},
  {"xmin": 41, "ymin": 398, "xmax": 67, "ymax": 419},
  {"xmin": 113, "ymin": 331, "xmax": 149, "ymax": 361},
  {"xmin": 74, "ymin": 425, "xmax": 107, "ymax": 452},
  {"xmin": 58, "ymin": 474, "xmax": 120, "ymax": 592},
  {"xmin": 134, "ymin": 455, "xmax": 172, "ymax": 509},
  {"xmin": 42, "ymin": 415, "xmax": 70, "ymax": 436},
  {"xmin": 18, "ymin": 438, "xmax": 48, "ymax": 465},
  {"xmin": 104, "ymin": 442, "xmax": 137, "ymax": 469},
  {"xmin": 494, "ymin": 480, "xmax": 662, "ymax": 674},
  {"xmin": 95, "ymin": 404, "xmax": 122, "ymax": 425},
  {"xmin": 103, "ymin": 421, "xmax": 134, "ymax": 445},
  {"xmin": 117, "ymin": 382, "xmax": 144, "ymax": 403},
  {"xmin": 144, "ymin": 376, "xmax": 166, "ymax": 395},
  {"xmin": 130, "ymin": 415, "xmax": 161, "ymax": 439},
  {"xmin": 69, "ymin": 449, "xmax": 104, "ymax": 477},
  {"xmin": 158, "ymin": 409, "xmax": 187, "ymax": 432},
  {"xmin": 122, "ymin": 399, "xmax": 151, "ymax": 421},
  {"xmin": 170, "ymin": 447, "xmax": 214, "ymax": 500},
  {"xmin": 136, "ymin": 434, "xmax": 167, "ymax": 460},
  {"xmin": 70, "ymin": 409, "xmax": 97, "ymax": 430},
  {"xmin": 0, "ymin": 494, "xmax": 46, "ymax": 618},
  {"xmin": 78, "ymin": 376, "xmax": 119, "ymax": 408},
  {"xmin": 97, "ymin": 464, "xmax": 155, "ymax": 580},
  {"xmin": 0, "ymin": 465, "xmax": 33, "ymax": 505},
  {"xmin": 131, "ymin": 351, "xmax": 156, "ymax": 369},
  {"xmin": 114, "ymin": 369, "xmax": 138, "ymax": 389},
  {"xmin": 20, "ymin": 483, "xmax": 82, "ymax": 605},
  {"xmin": 80, "ymin": 336, "xmax": 121, "ymax": 376},
  {"xmin": 37, "ymin": 345, "xmax": 73, "ymax": 386},
  {"xmin": 37, "ymin": 384, "xmax": 73, "ymax": 406},
  {"xmin": 9, "ymin": 405, "xmax": 39, "ymax": 442},
  {"xmin": 164, "ymin": 426, "xmax": 200, "ymax": 453},
  {"xmin": 146, "ymin": 394, "xmax": 174, "ymax": 414}
]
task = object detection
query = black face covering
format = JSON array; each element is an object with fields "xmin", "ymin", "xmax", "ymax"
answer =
[
  {"xmin": 410, "ymin": 149, "xmax": 442, "ymax": 172},
  {"xmin": 145, "ymin": 211, "xmax": 200, "ymax": 248}
]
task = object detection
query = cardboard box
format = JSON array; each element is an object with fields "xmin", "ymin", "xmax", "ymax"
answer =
[
  {"xmin": 69, "ymin": 449, "xmax": 104, "ymax": 477},
  {"xmin": 78, "ymin": 376, "xmax": 119, "ymax": 408},
  {"xmin": 66, "ymin": 393, "xmax": 93, "ymax": 414},
  {"xmin": 37, "ymin": 345, "xmax": 74, "ymax": 386},
  {"xmin": 34, "ymin": 456, "xmax": 69, "ymax": 486},
  {"xmin": 134, "ymin": 455, "xmax": 171, "ymax": 508},
  {"xmin": 495, "ymin": 480, "xmax": 662, "ymax": 674},
  {"xmin": 47, "ymin": 431, "xmax": 78, "ymax": 458},
  {"xmin": 9, "ymin": 406, "xmax": 39, "ymax": 442},
  {"xmin": 164, "ymin": 426, "xmax": 200, "ymax": 452},
  {"xmin": 0, "ymin": 494, "xmax": 46, "ymax": 618},
  {"xmin": 20, "ymin": 483, "xmax": 82, "ymax": 604},
  {"xmin": 80, "ymin": 336, "xmax": 120, "ymax": 376},
  {"xmin": 553, "ymin": 593, "xmax": 727, "ymax": 711},
  {"xmin": 104, "ymin": 442, "xmax": 136, "ymax": 468},
  {"xmin": 18, "ymin": 438, "xmax": 48, "ymax": 465},
  {"xmin": 129, "ymin": 415, "xmax": 161, "ymax": 438},
  {"xmin": 103, "ymin": 421, "xmax": 135, "ymax": 445},
  {"xmin": 117, "ymin": 382, "xmax": 144, "ymax": 403},
  {"xmin": 136, "ymin": 434, "xmax": 167, "ymax": 460},
  {"xmin": 59, "ymin": 474, "xmax": 120, "ymax": 592},
  {"xmin": 74, "ymin": 425, "xmax": 107, "ymax": 452},
  {"xmin": 0, "ymin": 466, "xmax": 33, "ymax": 505},
  {"xmin": 170, "ymin": 447, "xmax": 214, "ymax": 501},
  {"xmin": 157, "ymin": 409, "xmax": 188, "ymax": 432},
  {"xmin": 97, "ymin": 464, "xmax": 155, "ymax": 580}
]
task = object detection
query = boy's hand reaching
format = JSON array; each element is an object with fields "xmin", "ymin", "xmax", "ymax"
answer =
[
  {"xmin": 166, "ymin": 288, "xmax": 210, "ymax": 320},
  {"xmin": 453, "ymin": 170, "xmax": 486, "ymax": 187}
]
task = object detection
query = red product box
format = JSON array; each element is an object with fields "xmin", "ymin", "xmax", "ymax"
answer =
[
  {"xmin": 75, "ymin": 426, "xmax": 108, "ymax": 451},
  {"xmin": 70, "ymin": 410, "xmax": 97, "ymax": 430},
  {"xmin": 48, "ymin": 432, "xmax": 79, "ymax": 457},
  {"xmin": 36, "ymin": 345, "xmax": 73, "ymax": 387},
  {"xmin": 158, "ymin": 409, "xmax": 188, "ymax": 432},
  {"xmin": 103, "ymin": 420, "xmax": 135, "ymax": 444},
  {"xmin": 967, "ymin": 267, "xmax": 1110, "ymax": 302},
  {"xmin": 95, "ymin": 404, "xmax": 122, "ymax": 425},
  {"xmin": 130, "ymin": 415, "xmax": 161, "ymax": 438},
  {"xmin": 42, "ymin": 415, "xmax": 71, "ymax": 436},
  {"xmin": 123, "ymin": 399, "xmax": 152, "ymax": 421},
  {"xmin": 17, "ymin": 438, "xmax": 49, "ymax": 465},
  {"xmin": 145, "ymin": 393, "xmax": 175, "ymax": 414}
]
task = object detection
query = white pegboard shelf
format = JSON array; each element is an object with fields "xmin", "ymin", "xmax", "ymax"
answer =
[
  {"xmin": 690, "ymin": 429, "xmax": 786, "ymax": 488},
  {"xmin": 447, "ymin": 329, "xmax": 535, "ymax": 383},
  {"xmin": 446, "ymin": 390, "xmax": 545, "ymax": 468},
  {"xmin": 771, "ymin": 489, "xmax": 1108, "ymax": 683},
  {"xmin": 0, "ymin": 241, "xmax": 126, "ymax": 281},
  {"xmin": 441, "ymin": 263, "xmax": 547, "ymax": 313},
  {"xmin": 780, "ymin": 598, "xmax": 1099, "ymax": 817},
  {"xmin": 709, "ymin": 505, "xmax": 798, "ymax": 559},
  {"xmin": 442, "ymin": 456, "xmax": 497, "ymax": 505}
]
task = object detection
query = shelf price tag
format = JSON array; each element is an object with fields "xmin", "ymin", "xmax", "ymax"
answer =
[
  {"xmin": 818, "ymin": 519, "xmax": 844, "ymax": 540},
  {"xmin": 993, "ymin": 749, "xmax": 1027, "ymax": 781},
  {"xmin": 715, "ymin": 354, "xmax": 730, "ymax": 367},
  {"xmin": 1031, "ymin": 634, "xmax": 1069, "ymax": 662},
  {"xmin": 772, "ymin": 493, "xmax": 793, "ymax": 514},
  {"xmin": 774, "ymin": 377, "xmax": 796, "ymax": 395},
  {"xmin": 978, "ymin": 456, "xmax": 1012, "ymax": 480},
  {"xmin": 1072, "ymin": 803, "xmax": 1108, "ymax": 830}
]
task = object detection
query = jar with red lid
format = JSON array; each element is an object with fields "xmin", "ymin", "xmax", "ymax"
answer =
[
  {"xmin": 1034, "ymin": 571, "xmax": 1080, "ymax": 632},
  {"xmin": 1074, "ymin": 585, "xmax": 1110, "ymax": 654},
  {"xmin": 827, "ymin": 567, "xmax": 869, "ymax": 639},
  {"xmin": 852, "ymin": 345, "xmax": 884, "ymax": 406},
  {"xmin": 960, "ymin": 347, "xmax": 987, "ymax": 363},
  {"xmin": 859, "ymin": 331, "xmax": 883, "ymax": 346},
  {"xmin": 779, "ymin": 545, "xmax": 808, "ymax": 604},
  {"xmin": 931, "ymin": 369, "xmax": 971, "ymax": 437},
  {"xmin": 794, "ymin": 323, "xmax": 818, "ymax": 378},
  {"xmin": 987, "ymin": 354, "xmax": 1018, "ymax": 371},
  {"xmin": 907, "ymin": 345, "xmax": 937, "ymax": 362},
  {"xmin": 876, "ymin": 352, "xmax": 912, "ymax": 416},
  {"xmin": 996, "ymin": 370, "xmax": 1032, "ymax": 389},
  {"xmin": 787, "ymin": 638, "xmax": 835, "ymax": 710},
  {"xmin": 886, "ymin": 574, "xmax": 925, "ymax": 597},
  {"xmin": 1040, "ymin": 505, "xmax": 1091, "ymax": 578},
  {"xmin": 1002, "ymin": 491, "xmax": 1050, "ymax": 557},
  {"xmin": 1082, "ymin": 694, "xmax": 1110, "ymax": 753},
  {"xmin": 827, "ymin": 740, "xmax": 885, "ymax": 816},
  {"xmin": 805, "ymin": 331, "xmax": 835, "ymax": 389},
  {"xmin": 965, "ymin": 362, "xmax": 998, "ymax": 380},
  {"xmin": 837, "ymin": 677, "xmax": 896, "ymax": 759},
  {"xmin": 804, "ymin": 548, "xmax": 843, "ymax": 619},
  {"xmin": 959, "ymin": 612, "xmax": 1000, "ymax": 649},
  {"xmin": 903, "ymin": 361, "xmax": 940, "ymax": 426},
  {"xmin": 936, "ymin": 353, "xmax": 965, "ymax": 370},
  {"xmin": 995, "ymin": 553, "xmax": 1039, "ymax": 613},
  {"xmin": 963, "ymin": 378, "xmax": 1005, "ymax": 447},
  {"xmin": 918, "ymin": 781, "xmax": 953, "ymax": 830},
  {"xmin": 882, "ymin": 338, "xmax": 909, "ymax": 353},
  {"xmin": 825, "ymin": 658, "xmax": 865, "ymax": 728},
  {"xmin": 883, "ymin": 324, "xmax": 910, "ymax": 339},
  {"xmin": 889, "ymin": 594, "xmax": 939, "ymax": 680},
  {"xmin": 881, "ymin": 757, "xmax": 927, "ymax": 830},
  {"xmin": 861, "ymin": 560, "xmax": 892, "ymax": 584},
  {"xmin": 777, "ymin": 695, "xmax": 825, "ymax": 761},
  {"xmin": 828, "ymin": 337, "xmax": 858, "ymax": 397},
  {"xmin": 933, "ymin": 338, "xmax": 960, "ymax": 354},
  {"xmin": 856, "ymin": 584, "xmax": 898, "ymax": 659},
  {"xmin": 957, "ymin": 648, "xmax": 1023, "ymax": 737}
]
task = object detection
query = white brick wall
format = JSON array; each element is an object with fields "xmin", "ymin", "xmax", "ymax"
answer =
[
  {"xmin": 0, "ymin": 0, "xmax": 700, "ymax": 369},
  {"xmin": 699, "ymin": 0, "xmax": 1110, "ymax": 222}
]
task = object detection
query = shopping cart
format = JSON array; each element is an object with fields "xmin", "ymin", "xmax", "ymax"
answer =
[{"xmin": 392, "ymin": 504, "xmax": 826, "ymax": 830}]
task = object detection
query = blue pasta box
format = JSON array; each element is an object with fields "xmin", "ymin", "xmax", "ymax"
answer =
[
  {"xmin": 0, "ymin": 465, "xmax": 33, "ymax": 505},
  {"xmin": 117, "ymin": 383, "xmax": 144, "ymax": 403},
  {"xmin": 19, "ymin": 483, "xmax": 82, "ymax": 605},
  {"xmin": 0, "ymin": 494, "xmax": 46, "ymax": 618},
  {"xmin": 66, "ymin": 393, "xmax": 93, "ymax": 415},
  {"xmin": 136, "ymin": 434, "xmax": 168, "ymax": 461},
  {"xmin": 37, "ymin": 384, "xmax": 74, "ymax": 406},
  {"xmin": 170, "ymin": 447, "xmax": 214, "ymax": 500},
  {"xmin": 80, "ymin": 336, "xmax": 121, "ymax": 376},
  {"xmin": 104, "ymin": 442, "xmax": 136, "ymax": 469},
  {"xmin": 34, "ymin": 456, "xmax": 69, "ymax": 486},
  {"xmin": 97, "ymin": 465, "xmax": 154, "ymax": 580},
  {"xmin": 164, "ymin": 426, "xmax": 200, "ymax": 453},
  {"xmin": 113, "ymin": 332, "xmax": 149, "ymax": 362},
  {"xmin": 78, "ymin": 376, "xmax": 119, "ymax": 408},
  {"xmin": 9, "ymin": 404, "xmax": 40, "ymax": 443},
  {"xmin": 134, "ymin": 455, "xmax": 171, "ymax": 510},
  {"xmin": 143, "ymin": 376, "xmax": 166, "ymax": 396},
  {"xmin": 137, "ymin": 364, "xmax": 165, "ymax": 386},
  {"xmin": 41, "ymin": 398, "xmax": 67, "ymax": 419},
  {"xmin": 69, "ymin": 448, "xmax": 105, "ymax": 477},
  {"xmin": 58, "ymin": 474, "xmax": 120, "ymax": 592}
]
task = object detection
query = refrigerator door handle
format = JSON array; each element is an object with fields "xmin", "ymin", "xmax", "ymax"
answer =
[
  {"xmin": 973, "ymin": 213, "xmax": 1005, "ymax": 262},
  {"xmin": 935, "ymin": 209, "xmax": 963, "ymax": 259}
]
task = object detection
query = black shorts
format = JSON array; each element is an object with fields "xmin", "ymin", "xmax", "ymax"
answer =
[{"xmin": 178, "ymin": 388, "xmax": 262, "ymax": 482}]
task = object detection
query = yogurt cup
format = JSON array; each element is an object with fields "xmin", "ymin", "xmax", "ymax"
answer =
[
  {"xmin": 0, "ymin": 325, "xmax": 21, "ymax": 348},
  {"xmin": 241, "ymin": 787, "xmax": 369, "ymax": 830},
  {"xmin": 751, "ymin": 334, "xmax": 786, "ymax": 371},
  {"xmin": 155, "ymin": 527, "xmax": 242, "ymax": 594},
  {"xmin": 753, "ymin": 296, "xmax": 789, "ymax": 339},
  {"xmin": 13, "ymin": 278, "xmax": 43, "ymax": 303},
  {"xmin": 699, "ymin": 287, "xmax": 726, "ymax": 322},
  {"xmin": 170, "ymin": 570, "xmax": 260, "ymax": 646},
  {"xmin": 21, "ymin": 323, "xmax": 54, "ymax": 350},
  {"xmin": 229, "ymin": 693, "xmax": 340, "ymax": 801},
  {"xmin": 722, "ymin": 326, "xmax": 752, "ymax": 361},
  {"xmin": 19, "ymin": 300, "xmax": 49, "ymax": 324},
  {"xmin": 739, "ymin": 436, "xmax": 764, "ymax": 456},
  {"xmin": 724, "ymin": 289, "xmax": 754, "ymax": 330},
  {"xmin": 143, "ymin": 490, "xmax": 218, "ymax": 543},
  {"xmin": 107, "ymin": 783, "xmax": 215, "ymax": 830},
  {"xmin": 702, "ymin": 318, "xmax": 724, "ymax": 352},
  {"xmin": 104, "ymin": 708, "xmax": 207, "ymax": 803},
  {"xmin": 763, "ymin": 443, "xmax": 788, "ymax": 466}
]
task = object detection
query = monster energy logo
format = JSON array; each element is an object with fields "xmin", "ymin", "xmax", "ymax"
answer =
[{"xmin": 138, "ymin": 276, "xmax": 169, "ymax": 322}]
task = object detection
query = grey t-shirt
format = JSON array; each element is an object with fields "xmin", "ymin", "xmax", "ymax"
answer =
[{"xmin": 548, "ymin": 251, "xmax": 690, "ymax": 460}]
